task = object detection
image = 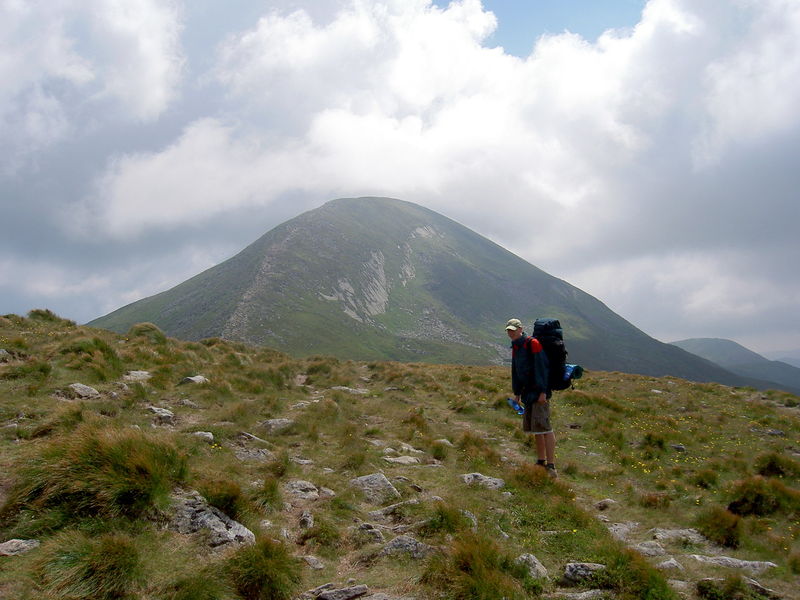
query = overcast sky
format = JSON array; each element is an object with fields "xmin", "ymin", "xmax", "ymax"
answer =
[{"xmin": 2, "ymin": 0, "xmax": 799, "ymax": 355}]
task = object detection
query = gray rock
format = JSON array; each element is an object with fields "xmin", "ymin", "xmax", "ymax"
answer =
[
  {"xmin": 379, "ymin": 535, "xmax": 435, "ymax": 560},
  {"xmin": 168, "ymin": 490, "xmax": 255, "ymax": 548},
  {"xmin": 546, "ymin": 591, "xmax": 605, "ymax": 600},
  {"xmin": 688, "ymin": 554, "xmax": 778, "ymax": 572},
  {"xmin": 594, "ymin": 498, "xmax": 616, "ymax": 511},
  {"xmin": 261, "ymin": 418, "xmax": 295, "ymax": 433},
  {"xmin": 285, "ymin": 480, "xmax": 320, "ymax": 501},
  {"xmin": 292, "ymin": 456, "xmax": 315, "ymax": 465},
  {"xmin": 650, "ymin": 528, "xmax": 707, "ymax": 544},
  {"xmin": 368, "ymin": 499, "xmax": 419, "ymax": 520},
  {"xmin": 350, "ymin": 473, "xmax": 401, "ymax": 504},
  {"xmin": 563, "ymin": 562, "xmax": 606, "ymax": 584},
  {"xmin": 515, "ymin": 553, "xmax": 548, "ymax": 579},
  {"xmin": 318, "ymin": 585, "xmax": 369, "ymax": 600},
  {"xmin": 0, "ymin": 539, "xmax": 40, "ymax": 556},
  {"xmin": 319, "ymin": 487, "xmax": 336, "ymax": 498},
  {"xmin": 303, "ymin": 555, "xmax": 325, "ymax": 570},
  {"xmin": 176, "ymin": 398, "xmax": 200, "ymax": 408},
  {"xmin": 330, "ymin": 386, "xmax": 370, "ymax": 395},
  {"xmin": 383, "ymin": 455, "xmax": 420, "ymax": 465},
  {"xmin": 460, "ymin": 472, "xmax": 505, "ymax": 489},
  {"xmin": 607, "ymin": 521, "xmax": 638, "ymax": 541},
  {"xmin": 671, "ymin": 444, "xmax": 686, "ymax": 452},
  {"xmin": 634, "ymin": 540, "xmax": 667, "ymax": 556},
  {"xmin": 123, "ymin": 370, "xmax": 152, "ymax": 382},
  {"xmin": 354, "ymin": 523, "xmax": 385, "ymax": 543},
  {"xmin": 148, "ymin": 406, "xmax": 175, "ymax": 425},
  {"xmin": 656, "ymin": 557, "xmax": 684, "ymax": 571},
  {"xmin": 233, "ymin": 447, "xmax": 274, "ymax": 462},
  {"xmin": 192, "ymin": 431, "xmax": 214, "ymax": 443},
  {"xmin": 69, "ymin": 383, "xmax": 100, "ymax": 398},
  {"xmin": 0, "ymin": 349, "xmax": 11, "ymax": 362},
  {"xmin": 434, "ymin": 438, "xmax": 454, "ymax": 447},
  {"xmin": 462, "ymin": 509, "xmax": 478, "ymax": 532},
  {"xmin": 179, "ymin": 375, "xmax": 209, "ymax": 385},
  {"xmin": 743, "ymin": 576, "xmax": 781, "ymax": 599},
  {"xmin": 299, "ymin": 511, "xmax": 314, "ymax": 529}
]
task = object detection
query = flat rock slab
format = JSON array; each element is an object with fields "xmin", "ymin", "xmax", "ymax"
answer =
[
  {"xmin": 168, "ymin": 490, "xmax": 255, "ymax": 548},
  {"xmin": 607, "ymin": 521, "xmax": 638, "ymax": 541},
  {"xmin": 545, "ymin": 591, "xmax": 605, "ymax": 600},
  {"xmin": 383, "ymin": 456, "xmax": 420, "ymax": 465},
  {"xmin": 689, "ymin": 555, "xmax": 778, "ymax": 573},
  {"xmin": 0, "ymin": 539, "xmax": 40, "ymax": 556},
  {"xmin": 650, "ymin": 528, "xmax": 707, "ymax": 545},
  {"xmin": 148, "ymin": 406, "xmax": 175, "ymax": 425},
  {"xmin": 261, "ymin": 418, "xmax": 295, "ymax": 433},
  {"xmin": 285, "ymin": 480, "xmax": 320, "ymax": 501},
  {"xmin": 69, "ymin": 383, "xmax": 100, "ymax": 398},
  {"xmin": 330, "ymin": 386, "xmax": 370, "ymax": 395},
  {"xmin": 350, "ymin": 473, "xmax": 401, "ymax": 504},
  {"xmin": 460, "ymin": 472, "xmax": 505, "ymax": 489},
  {"xmin": 633, "ymin": 540, "xmax": 667, "ymax": 556},
  {"xmin": 318, "ymin": 585, "xmax": 369, "ymax": 600},
  {"xmin": 123, "ymin": 370, "xmax": 152, "ymax": 381}
]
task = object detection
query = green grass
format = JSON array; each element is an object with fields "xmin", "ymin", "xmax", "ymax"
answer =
[{"xmin": 0, "ymin": 313, "xmax": 798, "ymax": 599}]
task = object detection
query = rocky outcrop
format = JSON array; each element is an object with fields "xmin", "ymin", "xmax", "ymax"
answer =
[{"xmin": 168, "ymin": 490, "xmax": 255, "ymax": 548}]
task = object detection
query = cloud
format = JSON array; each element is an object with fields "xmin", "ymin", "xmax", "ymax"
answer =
[
  {"xmin": 5, "ymin": 0, "xmax": 799, "ymax": 352},
  {"xmin": 0, "ymin": 0, "xmax": 183, "ymax": 173}
]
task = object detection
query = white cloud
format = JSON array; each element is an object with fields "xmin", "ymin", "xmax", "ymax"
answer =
[
  {"xmin": 24, "ymin": 0, "xmax": 800, "ymax": 352},
  {"xmin": 0, "ymin": 0, "xmax": 183, "ymax": 173}
]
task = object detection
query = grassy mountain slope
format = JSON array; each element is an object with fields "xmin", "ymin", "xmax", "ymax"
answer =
[
  {"xmin": 91, "ymin": 197, "xmax": 755, "ymax": 387},
  {"xmin": 672, "ymin": 338, "xmax": 800, "ymax": 395},
  {"xmin": 1, "ymin": 311, "xmax": 799, "ymax": 599}
]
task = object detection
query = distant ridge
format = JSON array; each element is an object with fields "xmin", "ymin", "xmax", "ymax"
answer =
[
  {"xmin": 671, "ymin": 337, "xmax": 800, "ymax": 395},
  {"xmin": 92, "ymin": 197, "xmax": 754, "ymax": 386}
]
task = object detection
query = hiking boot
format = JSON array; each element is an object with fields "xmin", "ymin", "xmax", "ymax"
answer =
[{"xmin": 546, "ymin": 464, "xmax": 558, "ymax": 479}]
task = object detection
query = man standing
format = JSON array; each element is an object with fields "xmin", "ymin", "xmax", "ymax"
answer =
[{"xmin": 506, "ymin": 318, "xmax": 557, "ymax": 478}]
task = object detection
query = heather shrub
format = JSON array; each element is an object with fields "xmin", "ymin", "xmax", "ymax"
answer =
[
  {"xmin": 726, "ymin": 476, "xmax": 800, "ymax": 516},
  {"xmin": 695, "ymin": 506, "xmax": 742, "ymax": 548},
  {"xmin": 753, "ymin": 452, "xmax": 800, "ymax": 479}
]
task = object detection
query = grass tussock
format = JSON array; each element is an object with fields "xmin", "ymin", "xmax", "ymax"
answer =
[
  {"xmin": 421, "ymin": 532, "xmax": 536, "ymax": 600},
  {"xmin": 226, "ymin": 537, "xmax": 303, "ymax": 600},
  {"xmin": 2, "ymin": 423, "xmax": 187, "ymax": 530},
  {"xmin": 35, "ymin": 529, "xmax": 145, "ymax": 600}
]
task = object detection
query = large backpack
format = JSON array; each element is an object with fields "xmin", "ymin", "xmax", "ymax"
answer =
[{"xmin": 533, "ymin": 318, "xmax": 582, "ymax": 391}]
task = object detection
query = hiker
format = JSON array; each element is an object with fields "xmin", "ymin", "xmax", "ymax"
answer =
[{"xmin": 506, "ymin": 318, "xmax": 557, "ymax": 478}]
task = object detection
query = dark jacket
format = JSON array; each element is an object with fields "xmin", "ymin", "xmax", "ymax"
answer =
[{"xmin": 511, "ymin": 334, "xmax": 550, "ymax": 400}]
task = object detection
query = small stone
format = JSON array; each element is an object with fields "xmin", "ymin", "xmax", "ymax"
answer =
[
  {"xmin": 123, "ymin": 370, "xmax": 151, "ymax": 381},
  {"xmin": 261, "ymin": 418, "xmax": 295, "ymax": 433},
  {"xmin": 68, "ymin": 383, "xmax": 100, "ymax": 398},
  {"xmin": 148, "ymin": 406, "xmax": 175, "ymax": 425},
  {"xmin": 670, "ymin": 444, "xmax": 686, "ymax": 452},
  {"xmin": 516, "ymin": 553, "xmax": 548, "ymax": 579},
  {"xmin": 178, "ymin": 375, "xmax": 209, "ymax": 385},
  {"xmin": 563, "ymin": 562, "xmax": 606, "ymax": 584},
  {"xmin": 594, "ymin": 498, "xmax": 616, "ymax": 511},
  {"xmin": 460, "ymin": 472, "xmax": 505, "ymax": 489},
  {"xmin": 0, "ymin": 539, "xmax": 40, "ymax": 556},
  {"xmin": 192, "ymin": 431, "xmax": 214, "ymax": 443},
  {"xmin": 319, "ymin": 487, "xmax": 336, "ymax": 499},
  {"xmin": 303, "ymin": 555, "xmax": 325, "ymax": 570},
  {"xmin": 607, "ymin": 521, "xmax": 638, "ymax": 541},
  {"xmin": 650, "ymin": 528, "xmax": 707, "ymax": 545},
  {"xmin": 634, "ymin": 541, "xmax": 667, "ymax": 556},
  {"xmin": 656, "ymin": 558, "xmax": 684, "ymax": 571},
  {"xmin": 379, "ymin": 535, "xmax": 435, "ymax": 559},
  {"xmin": 383, "ymin": 456, "xmax": 420, "ymax": 465},
  {"xmin": 299, "ymin": 511, "xmax": 314, "ymax": 529},
  {"xmin": 350, "ymin": 473, "xmax": 401, "ymax": 504},
  {"xmin": 330, "ymin": 386, "xmax": 370, "ymax": 395},
  {"xmin": 434, "ymin": 438, "xmax": 454, "ymax": 447},
  {"xmin": 168, "ymin": 490, "xmax": 254, "ymax": 548}
]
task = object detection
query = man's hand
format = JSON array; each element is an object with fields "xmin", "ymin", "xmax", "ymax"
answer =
[{"xmin": 537, "ymin": 392, "xmax": 547, "ymax": 404}]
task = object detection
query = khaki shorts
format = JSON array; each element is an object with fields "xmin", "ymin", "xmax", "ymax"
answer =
[{"xmin": 522, "ymin": 397, "xmax": 552, "ymax": 434}]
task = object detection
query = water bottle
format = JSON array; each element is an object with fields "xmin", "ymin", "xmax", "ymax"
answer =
[{"xmin": 506, "ymin": 397, "xmax": 525, "ymax": 415}]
